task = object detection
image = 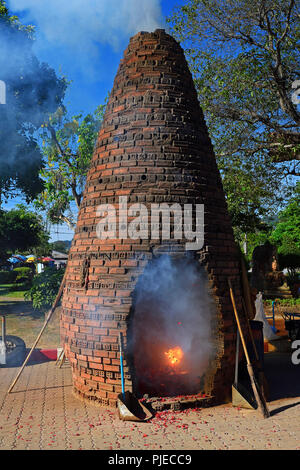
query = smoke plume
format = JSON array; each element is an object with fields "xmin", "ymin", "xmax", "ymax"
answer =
[
  {"xmin": 1, "ymin": 0, "xmax": 162, "ymax": 197},
  {"xmin": 9, "ymin": 0, "xmax": 163, "ymax": 75},
  {"xmin": 129, "ymin": 255, "xmax": 215, "ymax": 397},
  {"xmin": 0, "ymin": 11, "xmax": 66, "ymax": 198}
]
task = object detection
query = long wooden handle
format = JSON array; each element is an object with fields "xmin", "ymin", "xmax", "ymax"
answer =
[
  {"xmin": 228, "ymin": 279, "xmax": 251, "ymax": 365},
  {"xmin": 241, "ymin": 297, "xmax": 269, "ymax": 400},
  {"xmin": 7, "ymin": 270, "xmax": 67, "ymax": 394},
  {"xmin": 228, "ymin": 279, "xmax": 270, "ymax": 419},
  {"xmin": 119, "ymin": 333, "xmax": 125, "ymax": 398},
  {"xmin": 234, "ymin": 329, "xmax": 240, "ymax": 386}
]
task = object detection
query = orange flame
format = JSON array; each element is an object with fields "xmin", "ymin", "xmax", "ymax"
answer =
[{"xmin": 164, "ymin": 346, "xmax": 183, "ymax": 366}]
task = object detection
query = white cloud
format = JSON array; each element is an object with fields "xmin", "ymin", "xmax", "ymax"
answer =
[{"xmin": 9, "ymin": 0, "xmax": 163, "ymax": 52}]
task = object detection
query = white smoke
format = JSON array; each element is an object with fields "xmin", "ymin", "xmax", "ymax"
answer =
[
  {"xmin": 130, "ymin": 255, "xmax": 215, "ymax": 397},
  {"xmin": 9, "ymin": 0, "xmax": 163, "ymax": 59}
]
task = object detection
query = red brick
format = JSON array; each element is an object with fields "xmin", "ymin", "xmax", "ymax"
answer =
[{"xmin": 61, "ymin": 29, "xmax": 242, "ymax": 408}]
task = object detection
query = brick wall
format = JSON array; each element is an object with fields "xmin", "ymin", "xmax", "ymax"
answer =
[{"xmin": 61, "ymin": 29, "xmax": 243, "ymax": 408}]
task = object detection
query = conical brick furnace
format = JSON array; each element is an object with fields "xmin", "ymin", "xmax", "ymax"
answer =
[{"xmin": 61, "ymin": 29, "xmax": 243, "ymax": 408}]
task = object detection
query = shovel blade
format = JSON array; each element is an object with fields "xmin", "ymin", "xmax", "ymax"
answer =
[
  {"xmin": 232, "ymin": 383, "xmax": 257, "ymax": 410},
  {"xmin": 117, "ymin": 391, "xmax": 153, "ymax": 422}
]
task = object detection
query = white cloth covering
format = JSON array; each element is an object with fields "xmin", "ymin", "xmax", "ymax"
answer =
[{"xmin": 254, "ymin": 292, "xmax": 279, "ymax": 341}]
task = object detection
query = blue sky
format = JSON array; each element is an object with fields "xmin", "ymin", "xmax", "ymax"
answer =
[{"xmin": 5, "ymin": 0, "xmax": 185, "ymax": 241}]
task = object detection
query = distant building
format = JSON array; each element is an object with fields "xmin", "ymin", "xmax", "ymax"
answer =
[{"xmin": 51, "ymin": 251, "xmax": 68, "ymax": 269}]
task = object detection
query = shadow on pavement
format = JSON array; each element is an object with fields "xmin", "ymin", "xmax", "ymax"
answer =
[
  {"xmin": 264, "ymin": 351, "xmax": 300, "ymax": 401},
  {"xmin": 270, "ymin": 400, "xmax": 300, "ymax": 417},
  {"xmin": 27, "ymin": 349, "xmax": 55, "ymax": 365},
  {"xmin": 3, "ymin": 348, "xmax": 57, "ymax": 368},
  {"xmin": 0, "ymin": 299, "xmax": 43, "ymax": 318}
]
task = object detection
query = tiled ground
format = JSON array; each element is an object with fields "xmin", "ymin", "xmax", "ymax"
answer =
[{"xmin": 0, "ymin": 352, "xmax": 299, "ymax": 450}]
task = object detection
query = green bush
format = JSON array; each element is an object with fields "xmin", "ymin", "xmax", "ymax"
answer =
[
  {"xmin": 278, "ymin": 254, "xmax": 300, "ymax": 272},
  {"xmin": 0, "ymin": 270, "xmax": 16, "ymax": 284},
  {"xmin": 13, "ymin": 267, "xmax": 33, "ymax": 284},
  {"xmin": 264, "ymin": 298, "xmax": 300, "ymax": 307},
  {"xmin": 25, "ymin": 267, "xmax": 65, "ymax": 312}
]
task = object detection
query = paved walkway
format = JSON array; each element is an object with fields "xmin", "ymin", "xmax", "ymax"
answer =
[{"xmin": 0, "ymin": 354, "xmax": 299, "ymax": 450}]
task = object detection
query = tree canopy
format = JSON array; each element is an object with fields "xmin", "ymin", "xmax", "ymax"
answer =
[
  {"xmin": 50, "ymin": 240, "xmax": 70, "ymax": 254},
  {"xmin": 36, "ymin": 105, "xmax": 105, "ymax": 229},
  {"xmin": 168, "ymin": 0, "xmax": 300, "ymax": 233},
  {"xmin": 270, "ymin": 182, "xmax": 300, "ymax": 256},
  {"xmin": 0, "ymin": 1, "xmax": 67, "ymax": 205},
  {"xmin": 241, "ymin": 183, "xmax": 300, "ymax": 270},
  {"xmin": 0, "ymin": 204, "xmax": 50, "ymax": 260},
  {"xmin": 25, "ymin": 266, "xmax": 65, "ymax": 312}
]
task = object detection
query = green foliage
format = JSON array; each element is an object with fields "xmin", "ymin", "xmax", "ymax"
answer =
[
  {"xmin": 13, "ymin": 266, "xmax": 33, "ymax": 284},
  {"xmin": 0, "ymin": 270, "xmax": 16, "ymax": 284},
  {"xmin": 278, "ymin": 253, "xmax": 300, "ymax": 272},
  {"xmin": 0, "ymin": 204, "xmax": 49, "ymax": 260},
  {"xmin": 25, "ymin": 266, "xmax": 65, "ymax": 311},
  {"xmin": 270, "ymin": 183, "xmax": 300, "ymax": 272},
  {"xmin": 242, "ymin": 184, "xmax": 300, "ymax": 270},
  {"xmin": 285, "ymin": 269, "xmax": 300, "ymax": 287},
  {"xmin": 0, "ymin": 1, "xmax": 34, "ymax": 34},
  {"xmin": 227, "ymin": 169, "xmax": 276, "ymax": 238},
  {"xmin": 168, "ymin": 0, "xmax": 300, "ymax": 232},
  {"xmin": 0, "ymin": 1, "xmax": 67, "ymax": 204},
  {"xmin": 36, "ymin": 104, "xmax": 106, "ymax": 228},
  {"xmin": 269, "ymin": 183, "xmax": 300, "ymax": 258},
  {"xmin": 50, "ymin": 240, "xmax": 70, "ymax": 254},
  {"xmin": 0, "ymin": 281, "xmax": 29, "ymax": 297},
  {"xmin": 241, "ymin": 225, "xmax": 274, "ymax": 263},
  {"xmin": 264, "ymin": 298, "xmax": 300, "ymax": 306}
]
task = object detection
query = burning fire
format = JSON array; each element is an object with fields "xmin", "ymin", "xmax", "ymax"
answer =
[{"xmin": 164, "ymin": 346, "xmax": 183, "ymax": 366}]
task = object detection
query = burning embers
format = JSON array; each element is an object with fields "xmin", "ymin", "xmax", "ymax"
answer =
[
  {"xmin": 165, "ymin": 346, "xmax": 183, "ymax": 366},
  {"xmin": 129, "ymin": 255, "xmax": 215, "ymax": 398},
  {"xmin": 133, "ymin": 340, "xmax": 190, "ymax": 397}
]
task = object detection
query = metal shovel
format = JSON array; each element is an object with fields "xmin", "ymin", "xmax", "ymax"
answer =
[
  {"xmin": 229, "ymin": 279, "xmax": 270, "ymax": 418},
  {"xmin": 232, "ymin": 328, "xmax": 257, "ymax": 410},
  {"xmin": 117, "ymin": 333, "xmax": 152, "ymax": 422}
]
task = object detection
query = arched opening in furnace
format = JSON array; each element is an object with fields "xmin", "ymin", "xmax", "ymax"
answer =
[{"xmin": 128, "ymin": 254, "xmax": 215, "ymax": 398}]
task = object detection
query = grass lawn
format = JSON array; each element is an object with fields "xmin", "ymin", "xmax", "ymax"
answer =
[
  {"xmin": 0, "ymin": 280, "xmax": 60, "ymax": 348},
  {"xmin": 0, "ymin": 296, "xmax": 61, "ymax": 349},
  {"xmin": 0, "ymin": 282, "xmax": 29, "ymax": 299}
]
